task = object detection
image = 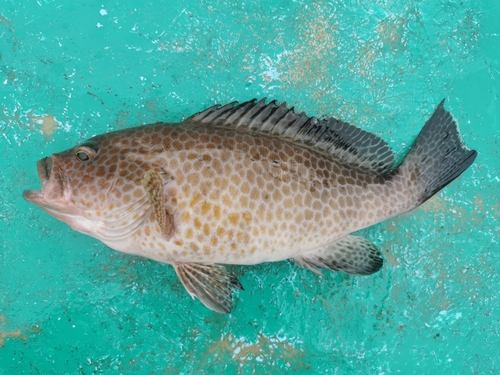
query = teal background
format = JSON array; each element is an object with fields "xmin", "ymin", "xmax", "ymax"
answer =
[{"xmin": 1, "ymin": 0, "xmax": 499, "ymax": 374}]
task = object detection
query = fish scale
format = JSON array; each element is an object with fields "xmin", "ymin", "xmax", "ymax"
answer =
[{"xmin": 23, "ymin": 99, "xmax": 477, "ymax": 313}]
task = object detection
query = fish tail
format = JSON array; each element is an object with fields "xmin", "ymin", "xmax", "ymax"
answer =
[{"xmin": 395, "ymin": 100, "xmax": 477, "ymax": 207}]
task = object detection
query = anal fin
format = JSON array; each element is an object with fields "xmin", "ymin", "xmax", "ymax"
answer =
[
  {"xmin": 174, "ymin": 263, "xmax": 243, "ymax": 313},
  {"xmin": 142, "ymin": 169, "xmax": 175, "ymax": 239},
  {"xmin": 295, "ymin": 235, "xmax": 383, "ymax": 276}
]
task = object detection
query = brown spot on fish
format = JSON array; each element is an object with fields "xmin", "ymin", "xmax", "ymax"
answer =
[
  {"xmin": 194, "ymin": 217, "xmax": 202, "ymax": 230},
  {"xmin": 96, "ymin": 166, "xmax": 106, "ymax": 177},
  {"xmin": 228, "ymin": 213, "xmax": 239, "ymax": 226},
  {"xmin": 172, "ymin": 140, "xmax": 183, "ymax": 150},
  {"xmin": 213, "ymin": 205, "xmax": 221, "ymax": 220},
  {"xmin": 239, "ymin": 195, "xmax": 249, "ymax": 207},
  {"xmin": 201, "ymin": 201, "xmax": 211, "ymax": 216},
  {"xmin": 243, "ymin": 212, "xmax": 252, "ymax": 223},
  {"xmin": 190, "ymin": 194, "xmax": 201, "ymax": 208},
  {"xmin": 241, "ymin": 182, "xmax": 250, "ymax": 195},
  {"xmin": 187, "ymin": 173, "xmax": 198, "ymax": 185},
  {"xmin": 181, "ymin": 212, "xmax": 191, "ymax": 223}
]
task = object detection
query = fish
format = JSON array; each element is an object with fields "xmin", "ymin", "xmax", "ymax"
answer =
[{"xmin": 23, "ymin": 99, "xmax": 477, "ymax": 313}]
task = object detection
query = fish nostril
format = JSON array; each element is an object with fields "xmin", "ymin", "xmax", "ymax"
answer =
[
  {"xmin": 44, "ymin": 157, "xmax": 53, "ymax": 179},
  {"xmin": 37, "ymin": 157, "xmax": 53, "ymax": 180}
]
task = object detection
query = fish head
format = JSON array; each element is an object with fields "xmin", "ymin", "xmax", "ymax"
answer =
[{"xmin": 23, "ymin": 130, "xmax": 150, "ymax": 236}]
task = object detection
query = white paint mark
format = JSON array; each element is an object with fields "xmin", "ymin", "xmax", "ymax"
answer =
[
  {"xmin": 2, "ymin": 134, "xmax": 11, "ymax": 145},
  {"xmin": 377, "ymin": 344, "xmax": 388, "ymax": 353},
  {"xmin": 3, "ymin": 79, "xmax": 7, "ymax": 84},
  {"xmin": 132, "ymin": 23, "xmax": 137, "ymax": 31},
  {"xmin": 140, "ymin": 76, "xmax": 146, "ymax": 81},
  {"xmin": 62, "ymin": 122, "xmax": 72, "ymax": 132},
  {"xmin": 96, "ymin": 22, "xmax": 103, "ymax": 28},
  {"xmin": 100, "ymin": 9, "xmax": 107, "ymax": 16},
  {"xmin": 172, "ymin": 9, "xmax": 186, "ymax": 23},
  {"xmin": 125, "ymin": 45, "xmax": 142, "ymax": 51},
  {"xmin": 260, "ymin": 51, "xmax": 289, "ymax": 83},
  {"xmin": 25, "ymin": 17, "xmax": 41, "ymax": 26}
]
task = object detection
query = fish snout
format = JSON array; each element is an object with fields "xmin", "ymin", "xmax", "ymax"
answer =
[{"xmin": 34, "ymin": 155, "xmax": 70, "ymax": 203}]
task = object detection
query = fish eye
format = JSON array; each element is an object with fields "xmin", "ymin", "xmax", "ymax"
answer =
[
  {"xmin": 75, "ymin": 143, "xmax": 98, "ymax": 162},
  {"xmin": 76, "ymin": 151, "xmax": 90, "ymax": 161}
]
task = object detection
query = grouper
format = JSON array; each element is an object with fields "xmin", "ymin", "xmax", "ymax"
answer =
[{"xmin": 23, "ymin": 99, "xmax": 477, "ymax": 313}]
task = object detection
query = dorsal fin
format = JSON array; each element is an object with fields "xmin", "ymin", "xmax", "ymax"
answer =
[{"xmin": 186, "ymin": 99, "xmax": 395, "ymax": 175}]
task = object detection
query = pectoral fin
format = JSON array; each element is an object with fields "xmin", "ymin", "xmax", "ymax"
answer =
[
  {"xmin": 295, "ymin": 235, "xmax": 383, "ymax": 276},
  {"xmin": 142, "ymin": 169, "xmax": 175, "ymax": 239},
  {"xmin": 174, "ymin": 263, "xmax": 243, "ymax": 313}
]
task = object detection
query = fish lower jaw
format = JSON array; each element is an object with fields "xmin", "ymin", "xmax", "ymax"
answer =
[
  {"xmin": 22, "ymin": 189, "xmax": 43, "ymax": 202},
  {"xmin": 22, "ymin": 187, "xmax": 68, "ymax": 207},
  {"xmin": 22, "ymin": 190, "xmax": 91, "ymax": 232}
]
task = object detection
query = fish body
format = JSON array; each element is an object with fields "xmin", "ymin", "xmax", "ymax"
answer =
[{"xmin": 23, "ymin": 99, "xmax": 477, "ymax": 313}]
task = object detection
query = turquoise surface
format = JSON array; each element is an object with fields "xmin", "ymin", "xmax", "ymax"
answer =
[{"xmin": 1, "ymin": 0, "xmax": 499, "ymax": 373}]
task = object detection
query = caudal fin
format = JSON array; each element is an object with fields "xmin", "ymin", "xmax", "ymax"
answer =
[{"xmin": 397, "ymin": 100, "xmax": 477, "ymax": 206}]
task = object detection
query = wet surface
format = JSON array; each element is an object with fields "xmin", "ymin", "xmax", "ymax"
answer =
[{"xmin": 1, "ymin": 0, "xmax": 499, "ymax": 373}]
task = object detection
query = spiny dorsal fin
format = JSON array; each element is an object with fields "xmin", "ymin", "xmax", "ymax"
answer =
[{"xmin": 187, "ymin": 99, "xmax": 395, "ymax": 175}]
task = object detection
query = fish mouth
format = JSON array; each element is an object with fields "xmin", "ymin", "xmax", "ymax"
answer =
[
  {"xmin": 23, "ymin": 156, "xmax": 92, "ymax": 234},
  {"xmin": 22, "ymin": 157, "xmax": 69, "ymax": 205},
  {"xmin": 23, "ymin": 157, "xmax": 52, "ymax": 202}
]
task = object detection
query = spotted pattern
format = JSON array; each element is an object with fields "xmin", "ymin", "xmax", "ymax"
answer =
[{"xmin": 23, "ymin": 101, "xmax": 475, "ymax": 270}]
